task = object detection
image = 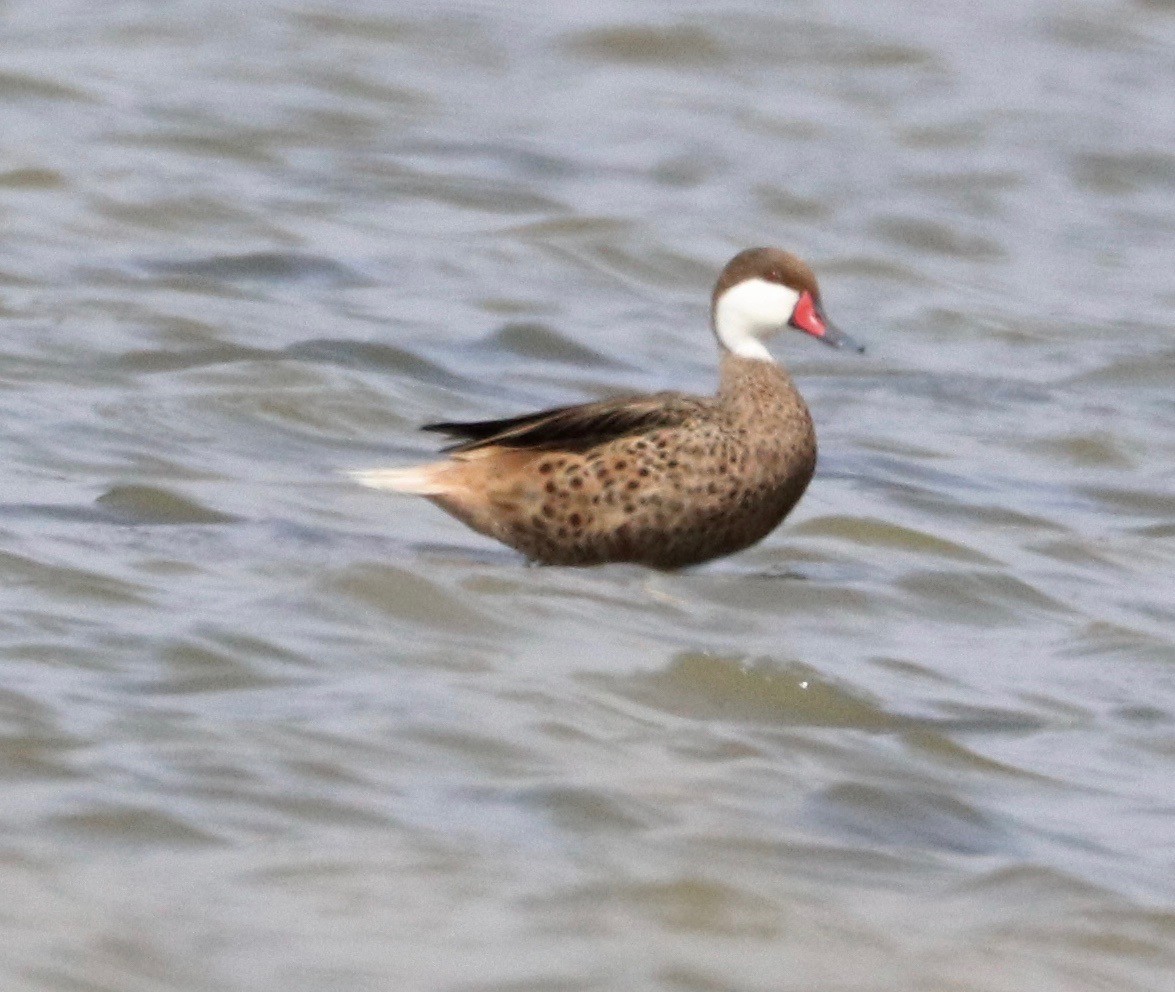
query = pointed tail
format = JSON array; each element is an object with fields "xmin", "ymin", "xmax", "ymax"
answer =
[{"xmin": 347, "ymin": 463, "xmax": 450, "ymax": 496}]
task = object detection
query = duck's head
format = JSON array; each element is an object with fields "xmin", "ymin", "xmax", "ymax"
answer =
[{"xmin": 710, "ymin": 247, "xmax": 863, "ymax": 361}]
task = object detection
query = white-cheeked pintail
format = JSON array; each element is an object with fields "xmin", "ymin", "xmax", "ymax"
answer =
[{"xmin": 351, "ymin": 247, "xmax": 862, "ymax": 569}]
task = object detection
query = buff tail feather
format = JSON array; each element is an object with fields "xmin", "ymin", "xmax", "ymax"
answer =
[{"xmin": 347, "ymin": 463, "xmax": 451, "ymax": 496}]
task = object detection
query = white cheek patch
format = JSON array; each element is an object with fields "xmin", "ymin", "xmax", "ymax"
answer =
[{"xmin": 713, "ymin": 278, "xmax": 801, "ymax": 361}]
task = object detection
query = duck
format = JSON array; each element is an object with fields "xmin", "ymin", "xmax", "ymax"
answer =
[{"xmin": 350, "ymin": 247, "xmax": 861, "ymax": 569}]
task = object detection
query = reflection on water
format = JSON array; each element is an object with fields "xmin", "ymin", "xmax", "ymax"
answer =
[{"xmin": 2, "ymin": 1, "xmax": 1174, "ymax": 990}]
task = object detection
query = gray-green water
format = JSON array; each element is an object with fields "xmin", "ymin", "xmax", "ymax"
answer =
[{"xmin": 2, "ymin": 2, "xmax": 1174, "ymax": 990}]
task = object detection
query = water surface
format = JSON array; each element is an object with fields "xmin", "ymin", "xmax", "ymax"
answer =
[{"xmin": 2, "ymin": 2, "xmax": 1174, "ymax": 990}]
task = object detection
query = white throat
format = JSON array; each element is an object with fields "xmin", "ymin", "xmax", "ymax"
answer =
[{"xmin": 713, "ymin": 278, "xmax": 800, "ymax": 362}]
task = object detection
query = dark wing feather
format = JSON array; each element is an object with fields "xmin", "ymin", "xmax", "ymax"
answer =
[{"xmin": 423, "ymin": 392, "xmax": 708, "ymax": 453}]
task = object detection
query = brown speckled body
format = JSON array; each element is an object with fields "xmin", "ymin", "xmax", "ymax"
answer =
[{"xmin": 425, "ymin": 356, "xmax": 816, "ymax": 568}]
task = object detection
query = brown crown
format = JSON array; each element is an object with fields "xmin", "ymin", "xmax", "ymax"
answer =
[{"xmin": 710, "ymin": 247, "xmax": 822, "ymax": 319}]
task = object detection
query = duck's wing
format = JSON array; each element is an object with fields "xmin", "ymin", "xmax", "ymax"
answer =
[{"xmin": 423, "ymin": 392, "xmax": 709, "ymax": 453}]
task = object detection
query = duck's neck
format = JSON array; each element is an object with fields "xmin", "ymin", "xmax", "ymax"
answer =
[
  {"xmin": 718, "ymin": 351, "xmax": 792, "ymax": 395},
  {"xmin": 716, "ymin": 353, "xmax": 808, "ymax": 430}
]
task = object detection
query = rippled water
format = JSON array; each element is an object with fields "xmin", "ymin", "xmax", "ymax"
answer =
[{"xmin": 2, "ymin": 1, "xmax": 1174, "ymax": 989}]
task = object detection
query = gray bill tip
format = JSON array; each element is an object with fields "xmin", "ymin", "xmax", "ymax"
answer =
[{"xmin": 820, "ymin": 323, "xmax": 865, "ymax": 353}]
